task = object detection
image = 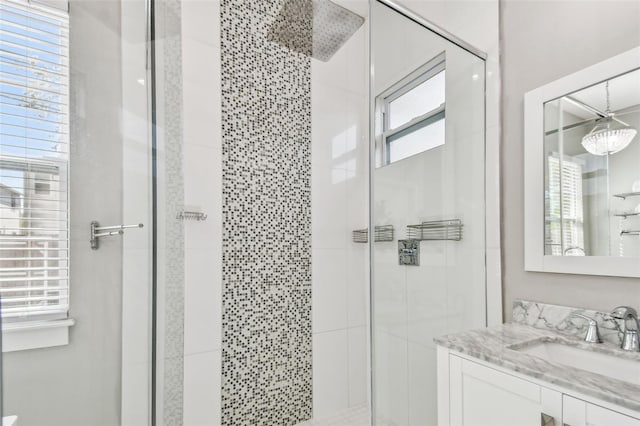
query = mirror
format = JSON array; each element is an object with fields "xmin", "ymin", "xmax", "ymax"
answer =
[
  {"xmin": 543, "ymin": 68, "xmax": 640, "ymax": 258},
  {"xmin": 524, "ymin": 47, "xmax": 640, "ymax": 277}
]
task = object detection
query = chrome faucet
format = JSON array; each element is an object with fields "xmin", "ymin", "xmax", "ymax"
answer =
[
  {"xmin": 570, "ymin": 313, "xmax": 602, "ymax": 343},
  {"xmin": 610, "ymin": 306, "xmax": 640, "ymax": 352}
]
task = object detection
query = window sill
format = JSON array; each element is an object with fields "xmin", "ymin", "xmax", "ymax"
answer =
[{"xmin": 2, "ymin": 318, "xmax": 75, "ymax": 352}]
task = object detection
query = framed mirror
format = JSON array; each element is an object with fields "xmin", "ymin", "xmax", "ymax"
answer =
[{"xmin": 524, "ymin": 47, "xmax": 640, "ymax": 277}]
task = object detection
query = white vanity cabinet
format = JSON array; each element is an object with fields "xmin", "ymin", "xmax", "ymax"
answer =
[
  {"xmin": 442, "ymin": 352, "xmax": 562, "ymax": 426},
  {"xmin": 563, "ymin": 396, "xmax": 640, "ymax": 426},
  {"xmin": 438, "ymin": 347, "xmax": 640, "ymax": 426}
]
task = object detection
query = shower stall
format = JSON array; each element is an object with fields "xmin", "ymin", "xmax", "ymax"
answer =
[{"xmin": 0, "ymin": 0, "xmax": 498, "ymax": 424}]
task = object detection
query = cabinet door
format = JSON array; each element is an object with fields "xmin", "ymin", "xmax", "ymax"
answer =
[
  {"xmin": 448, "ymin": 355, "xmax": 562, "ymax": 426},
  {"xmin": 563, "ymin": 395, "xmax": 640, "ymax": 426}
]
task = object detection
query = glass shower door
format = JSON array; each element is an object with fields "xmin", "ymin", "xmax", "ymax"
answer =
[
  {"xmin": 0, "ymin": 0, "xmax": 157, "ymax": 424},
  {"xmin": 370, "ymin": 2, "xmax": 487, "ymax": 425}
]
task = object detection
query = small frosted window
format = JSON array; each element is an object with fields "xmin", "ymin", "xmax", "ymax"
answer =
[
  {"xmin": 378, "ymin": 55, "xmax": 446, "ymax": 166},
  {"xmin": 387, "ymin": 114, "xmax": 445, "ymax": 163},
  {"xmin": 388, "ymin": 70, "xmax": 445, "ymax": 130}
]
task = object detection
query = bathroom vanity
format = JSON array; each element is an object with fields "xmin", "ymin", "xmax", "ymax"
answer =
[{"xmin": 436, "ymin": 301, "xmax": 640, "ymax": 426}]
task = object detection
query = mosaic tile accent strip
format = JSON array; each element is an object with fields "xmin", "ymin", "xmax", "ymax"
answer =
[
  {"xmin": 156, "ymin": 0, "xmax": 186, "ymax": 424},
  {"xmin": 221, "ymin": 0, "xmax": 313, "ymax": 424},
  {"xmin": 512, "ymin": 299, "xmax": 624, "ymax": 346}
]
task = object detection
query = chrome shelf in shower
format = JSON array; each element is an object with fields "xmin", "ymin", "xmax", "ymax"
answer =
[
  {"xmin": 406, "ymin": 219, "xmax": 463, "ymax": 241},
  {"xmin": 352, "ymin": 225, "xmax": 394, "ymax": 243},
  {"xmin": 621, "ymin": 230, "xmax": 640, "ymax": 236}
]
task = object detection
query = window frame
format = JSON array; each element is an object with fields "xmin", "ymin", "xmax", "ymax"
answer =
[
  {"xmin": 376, "ymin": 52, "xmax": 446, "ymax": 166},
  {"xmin": 0, "ymin": 0, "xmax": 73, "ymax": 352}
]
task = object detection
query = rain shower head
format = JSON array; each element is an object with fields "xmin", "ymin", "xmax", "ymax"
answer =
[{"xmin": 267, "ymin": 0, "xmax": 365, "ymax": 62}]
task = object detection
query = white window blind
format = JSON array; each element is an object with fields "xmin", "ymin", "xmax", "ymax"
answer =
[
  {"xmin": 545, "ymin": 155, "xmax": 585, "ymax": 256},
  {"xmin": 0, "ymin": 0, "xmax": 69, "ymax": 322}
]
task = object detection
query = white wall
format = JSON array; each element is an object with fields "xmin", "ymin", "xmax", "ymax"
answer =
[
  {"xmin": 501, "ymin": 0, "xmax": 640, "ymax": 319},
  {"xmin": 310, "ymin": 0, "xmax": 370, "ymax": 420},
  {"xmin": 180, "ymin": 0, "xmax": 222, "ymax": 424}
]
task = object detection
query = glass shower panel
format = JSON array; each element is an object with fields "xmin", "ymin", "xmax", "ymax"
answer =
[
  {"xmin": 0, "ymin": 0, "xmax": 168, "ymax": 424},
  {"xmin": 370, "ymin": 2, "xmax": 486, "ymax": 425}
]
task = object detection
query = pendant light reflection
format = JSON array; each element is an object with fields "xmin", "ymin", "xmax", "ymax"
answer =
[{"xmin": 581, "ymin": 81, "xmax": 637, "ymax": 156}]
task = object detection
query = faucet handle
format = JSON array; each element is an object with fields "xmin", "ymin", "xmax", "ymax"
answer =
[{"xmin": 570, "ymin": 313, "xmax": 602, "ymax": 343}]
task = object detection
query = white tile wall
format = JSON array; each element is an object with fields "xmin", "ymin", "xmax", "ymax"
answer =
[
  {"xmin": 183, "ymin": 350, "xmax": 222, "ymax": 426},
  {"xmin": 181, "ymin": 0, "xmax": 222, "ymax": 424},
  {"xmin": 311, "ymin": 3, "xmax": 370, "ymax": 420},
  {"xmin": 312, "ymin": 330, "xmax": 350, "ymax": 418},
  {"xmin": 373, "ymin": 331, "xmax": 408, "ymax": 425},
  {"xmin": 407, "ymin": 343, "xmax": 437, "ymax": 426},
  {"xmin": 312, "ymin": 248, "xmax": 349, "ymax": 333},
  {"xmin": 347, "ymin": 326, "xmax": 368, "ymax": 406}
]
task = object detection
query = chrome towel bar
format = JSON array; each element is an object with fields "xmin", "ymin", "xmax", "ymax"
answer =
[{"xmin": 90, "ymin": 221, "xmax": 144, "ymax": 250}]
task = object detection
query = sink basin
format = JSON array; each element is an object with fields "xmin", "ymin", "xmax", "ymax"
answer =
[{"xmin": 514, "ymin": 341, "xmax": 640, "ymax": 386}]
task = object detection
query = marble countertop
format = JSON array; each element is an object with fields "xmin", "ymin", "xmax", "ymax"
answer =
[{"xmin": 434, "ymin": 323, "xmax": 640, "ymax": 413}]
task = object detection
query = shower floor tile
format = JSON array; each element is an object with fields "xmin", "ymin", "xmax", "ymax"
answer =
[{"xmin": 298, "ymin": 403, "xmax": 370, "ymax": 426}]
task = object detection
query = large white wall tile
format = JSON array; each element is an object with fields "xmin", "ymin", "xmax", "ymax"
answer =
[
  {"xmin": 311, "ymin": 3, "xmax": 370, "ymax": 421},
  {"xmin": 347, "ymin": 326, "xmax": 368, "ymax": 407},
  {"xmin": 183, "ymin": 350, "xmax": 221, "ymax": 426},
  {"xmin": 181, "ymin": 2, "xmax": 223, "ymax": 424},
  {"xmin": 347, "ymin": 247, "xmax": 367, "ymax": 328},
  {"xmin": 372, "ymin": 243, "xmax": 407, "ymax": 339},
  {"xmin": 182, "ymin": 0, "xmax": 221, "ymax": 50},
  {"xmin": 311, "ymin": 86, "xmax": 353, "ymax": 170},
  {"xmin": 313, "ymin": 330, "xmax": 350, "ymax": 419},
  {"xmin": 183, "ymin": 37, "xmax": 221, "ymax": 150},
  {"xmin": 184, "ymin": 142, "xmax": 221, "ymax": 250},
  {"xmin": 406, "ymin": 259, "xmax": 447, "ymax": 349},
  {"xmin": 408, "ymin": 342, "xmax": 437, "ymax": 426},
  {"xmin": 373, "ymin": 331, "xmax": 408, "ymax": 425},
  {"xmin": 312, "ymin": 248, "xmax": 348, "ymax": 333},
  {"xmin": 122, "ymin": 248, "xmax": 152, "ymax": 365},
  {"xmin": 312, "ymin": 165, "xmax": 350, "ymax": 250},
  {"xmin": 121, "ymin": 361, "xmax": 150, "ymax": 426},
  {"xmin": 184, "ymin": 248, "xmax": 221, "ymax": 354}
]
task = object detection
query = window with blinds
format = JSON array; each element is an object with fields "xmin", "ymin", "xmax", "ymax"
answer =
[
  {"xmin": 545, "ymin": 155, "xmax": 585, "ymax": 256},
  {"xmin": 0, "ymin": 0, "xmax": 69, "ymax": 323}
]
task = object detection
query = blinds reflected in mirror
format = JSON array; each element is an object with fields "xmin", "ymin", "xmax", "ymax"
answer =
[{"xmin": 545, "ymin": 155, "xmax": 585, "ymax": 256}]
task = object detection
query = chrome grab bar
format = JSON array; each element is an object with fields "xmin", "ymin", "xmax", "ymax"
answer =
[{"xmin": 90, "ymin": 221, "xmax": 144, "ymax": 250}]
